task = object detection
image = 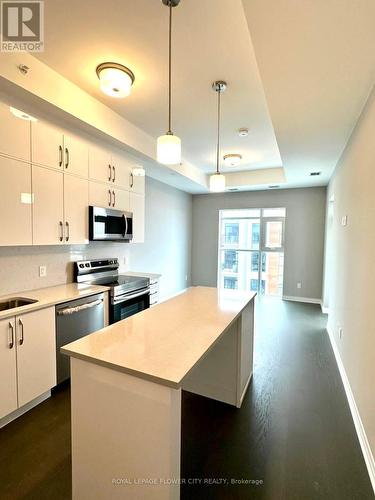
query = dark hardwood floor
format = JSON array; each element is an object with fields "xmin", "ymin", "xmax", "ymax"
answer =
[{"xmin": 0, "ymin": 298, "xmax": 373, "ymax": 500}]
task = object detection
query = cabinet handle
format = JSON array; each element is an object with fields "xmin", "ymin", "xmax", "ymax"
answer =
[
  {"xmin": 8, "ymin": 322, "xmax": 14, "ymax": 349},
  {"xmin": 130, "ymin": 172, "xmax": 134, "ymax": 188},
  {"xmin": 112, "ymin": 190, "xmax": 115, "ymax": 207},
  {"xmin": 59, "ymin": 145, "xmax": 63, "ymax": 167},
  {"xmin": 112, "ymin": 165, "xmax": 116, "ymax": 183},
  {"xmin": 65, "ymin": 148, "xmax": 69, "ymax": 169},
  {"xmin": 18, "ymin": 319, "xmax": 24, "ymax": 346},
  {"xmin": 65, "ymin": 221, "xmax": 70, "ymax": 242},
  {"xmin": 59, "ymin": 221, "xmax": 63, "ymax": 241},
  {"xmin": 108, "ymin": 164, "xmax": 112, "ymax": 181},
  {"xmin": 108, "ymin": 189, "xmax": 112, "ymax": 207}
]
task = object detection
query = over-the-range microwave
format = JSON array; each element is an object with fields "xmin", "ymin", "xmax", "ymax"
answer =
[{"xmin": 89, "ymin": 206, "xmax": 133, "ymax": 242}]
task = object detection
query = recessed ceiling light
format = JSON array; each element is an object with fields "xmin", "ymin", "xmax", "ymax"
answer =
[
  {"xmin": 223, "ymin": 153, "xmax": 242, "ymax": 167},
  {"xmin": 96, "ymin": 62, "xmax": 135, "ymax": 98},
  {"xmin": 10, "ymin": 107, "xmax": 37, "ymax": 121},
  {"xmin": 268, "ymin": 185, "xmax": 280, "ymax": 189},
  {"xmin": 310, "ymin": 171, "xmax": 321, "ymax": 176},
  {"xmin": 238, "ymin": 128, "xmax": 249, "ymax": 137}
]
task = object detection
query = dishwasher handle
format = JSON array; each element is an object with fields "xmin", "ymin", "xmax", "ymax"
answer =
[{"xmin": 57, "ymin": 298, "xmax": 103, "ymax": 316}]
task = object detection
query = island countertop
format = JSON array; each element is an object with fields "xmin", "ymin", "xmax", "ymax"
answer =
[{"xmin": 61, "ymin": 286, "xmax": 256, "ymax": 388}]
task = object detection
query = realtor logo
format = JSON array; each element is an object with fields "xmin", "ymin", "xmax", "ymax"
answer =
[{"xmin": 1, "ymin": 1, "xmax": 44, "ymax": 52}]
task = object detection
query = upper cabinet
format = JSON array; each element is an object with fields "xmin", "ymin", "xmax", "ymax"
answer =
[
  {"xmin": 0, "ymin": 157, "xmax": 32, "ymax": 246},
  {"xmin": 32, "ymin": 121, "xmax": 89, "ymax": 177},
  {"xmin": 88, "ymin": 144, "xmax": 112, "ymax": 184},
  {"xmin": 111, "ymin": 153, "xmax": 132, "ymax": 189},
  {"xmin": 130, "ymin": 170, "xmax": 145, "ymax": 195},
  {"xmin": 0, "ymin": 103, "xmax": 31, "ymax": 162}
]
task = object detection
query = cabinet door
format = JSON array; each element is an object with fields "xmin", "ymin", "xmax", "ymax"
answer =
[
  {"xmin": 64, "ymin": 174, "xmax": 89, "ymax": 244},
  {"xmin": 130, "ymin": 170, "xmax": 145, "ymax": 195},
  {"xmin": 0, "ymin": 157, "xmax": 32, "ymax": 246},
  {"xmin": 63, "ymin": 134, "xmax": 89, "ymax": 177},
  {"xmin": 111, "ymin": 153, "xmax": 132, "ymax": 189},
  {"xmin": 112, "ymin": 188, "xmax": 130, "ymax": 211},
  {"xmin": 88, "ymin": 144, "xmax": 112, "ymax": 183},
  {"xmin": 0, "ymin": 102, "xmax": 31, "ymax": 161},
  {"xmin": 32, "ymin": 166, "xmax": 64, "ymax": 245},
  {"xmin": 16, "ymin": 307, "xmax": 56, "ymax": 407},
  {"xmin": 89, "ymin": 181, "xmax": 112, "ymax": 209},
  {"xmin": 130, "ymin": 192, "xmax": 145, "ymax": 243},
  {"xmin": 32, "ymin": 120, "xmax": 63, "ymax": 169},
  {"xmin": 0, "ymin": 318, "xmax": 18, "ymax": 419}
]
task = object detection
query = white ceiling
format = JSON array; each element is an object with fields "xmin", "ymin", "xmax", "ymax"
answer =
[
  {"xmin": 35, "ymin": 0, "xmax": 281, "ymax": 176},
  {"xmin": 33, "ymin": 0, "xmax": 375, "ymax": 192}
]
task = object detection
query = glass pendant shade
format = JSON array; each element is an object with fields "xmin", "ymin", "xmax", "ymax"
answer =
[
  {"xmin": 209, "ymin": 173, "xmax": 226, "ymax": 193},
  {"xmin": 157, "ymin": 134, "xmax": 181, "ymax": 165}
]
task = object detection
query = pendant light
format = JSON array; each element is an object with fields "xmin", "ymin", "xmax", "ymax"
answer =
[
  {"xmin": 157, "ymin": 0, "xmax": 182, "ymax": 165},
  {"xmin": 210, "ymin": 81, "xmax": 227, "ymax": 193}
]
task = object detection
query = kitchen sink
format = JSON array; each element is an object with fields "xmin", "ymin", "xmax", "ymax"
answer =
[{"xmin": 0, "ymin": 297, "xmax": 38, "ymax": 312}]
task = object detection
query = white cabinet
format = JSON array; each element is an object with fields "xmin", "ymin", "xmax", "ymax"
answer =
[
  {"xmin": 0, "ymin": 103, "xmax": 31, "ymax": 161},
  {"xmin": 111, "ymin": 153, "xmax": 132, "ymax": 189},
  {"xmin": 64, "ymin": 175, "xmax": 89, "ymax": 244},
  {"xmin": 32, "ymin": 166, "xmax": 64, "ymax": 245},
  {"xmin": 0, "ymin": 307, "xmax": 56, "ymax": 418},
  {"xmin": 0, "ymin": 318, "xmax": 18, "ymax": 419},
  {"xmin": 89, "ymin": 144, "xmax": 112, "ymax": 184},
  {"xmin": 130, "ymin": 170, "xmax": 145, "ymax": 195},
  {"xmin": 32, "ymin": 121, "xmax": 89, "ymax": 177},
  {"xmin": 89, "ymin": 181, "xmax": 129, "ymax": 211},
  {"xmin": 16, "ymin": 307, "xmax": 56, "ymax": 407},
  {"xmin": 0, "ymin": 157, "xmax": 32, "ymax": 246},
  {"xmin": 149, "ymin": 279, "xmax": 160, "ymax": 307},
  {"xmin": 130, "ymin": 192, "xmax": 145, "ymax": 243},
  {"xmin": 31, "ymin": 120, "xmax": 63, "ymax": 169},
  {"xmin": 63, "ymin": 133, "xmax": 89, "ymax": 177}
]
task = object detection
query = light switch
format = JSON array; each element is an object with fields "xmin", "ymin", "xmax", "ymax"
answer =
[
  {"xmin": 297, "ymin": 282, "xmax": 302, "ymax": 289},
  {"xmin": 341, "ymin": 215, "xmax": 348, "ymax": 226},
  {"xmin": 39, "ymin": 266, "xmax": 47, "ymax": 277}
]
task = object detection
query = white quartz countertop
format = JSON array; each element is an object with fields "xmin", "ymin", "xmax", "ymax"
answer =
[
  {"xmin": 61, "ymin": 286, "xmax": 256, "ymax": 388},
  {"xmin": 0, "ymin": 283, "xmax": 110, "ymax": 320}
]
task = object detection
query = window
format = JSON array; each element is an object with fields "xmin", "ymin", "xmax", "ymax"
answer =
[
  {"xmin": 262, "ymin": 253, "xmax": 266, "ymax": 272},
  {"xmin": 250, "ymin": 279, "xmax": 258, "ymax": 291},
  {"xmin": 261, "ymin": 280, "xmax": 266, "ymax": 295},
  {"xmin": 251, "ymin": 223, "xmax": 260, "ymax": 245},
  {"xmin": 224, "ymin": 223, "xmax": 239, "ymax": 244},
  {"xmin": 251, "ymin": 252, "xmax": 259, "ymax": 272},
  {"xmin": 224, "ymin": 277, "xmax": 238, "ymax": 290},
  {"xmin": 223, "ymin": 250, "xmax": 238, "ymax": 273}
]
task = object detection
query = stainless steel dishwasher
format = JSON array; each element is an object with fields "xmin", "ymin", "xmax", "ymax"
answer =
[{"xmin": 56, "ymin": 293, "xmax": 105, "ymax": 384}]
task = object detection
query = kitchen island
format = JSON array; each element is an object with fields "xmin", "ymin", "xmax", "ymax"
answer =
[{"xmin": 62, "ymin": 286, "xmax": 256, "ymax": 500}]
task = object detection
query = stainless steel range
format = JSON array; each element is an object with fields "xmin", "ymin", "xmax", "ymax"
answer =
[{"xmin": 74, "ymin": 258, "xmax": 150, "ymax": 324}]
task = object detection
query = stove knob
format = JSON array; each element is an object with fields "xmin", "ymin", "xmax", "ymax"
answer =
[
  {"xmin": 79, "ymin": 264, "xmax": 84, "ymax": 268},
  {"xmin": 85, "ymin": 263, "xmax": 90, "ymax": 268}
]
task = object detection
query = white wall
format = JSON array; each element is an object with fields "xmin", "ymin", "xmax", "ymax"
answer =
[
  {"xmin": 192, "ymin": 187, "xmax": 326, "ymax": 300},
  {"xmin": 0, "ymin": 177, "xmax": 192, "ymax": 301},
  {"xmin": 324, "ymin": 84, "xmax": 375, "ymax": 473}
]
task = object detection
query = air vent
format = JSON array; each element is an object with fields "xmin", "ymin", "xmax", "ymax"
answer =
[
  {"xmin": 310, "ymin": 171, "xmax": 321, "ymax": 176},
  {"xmin": 268, "ymin": 185, "xmax": 280, "ymax": 189},
  {"xmin": 228, "ymin": 188, "xmax": 239, "ymax": 191}
]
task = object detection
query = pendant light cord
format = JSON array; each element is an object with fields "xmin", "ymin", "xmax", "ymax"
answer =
[
  {"xmin": 216, "ymin": 87, "xmax": 221, "ymax": 174},
  {"xmin": 168, "ymin": 1, "xmax": 172, "ymax": 134}
]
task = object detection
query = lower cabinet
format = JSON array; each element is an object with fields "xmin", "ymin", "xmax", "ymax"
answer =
[{"xmin": 0, "ymin": 307, "xmax": 56, "ymax": 419}]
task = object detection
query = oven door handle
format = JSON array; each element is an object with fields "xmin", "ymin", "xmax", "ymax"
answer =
[{"xmin": 113, "ymin": 288, "xmax": 150, "ymax": 305}]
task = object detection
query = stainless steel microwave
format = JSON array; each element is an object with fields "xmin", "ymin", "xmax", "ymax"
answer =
[{"xmin": 89, "ymin": 206, "xmax": 133, "ymax": 242}]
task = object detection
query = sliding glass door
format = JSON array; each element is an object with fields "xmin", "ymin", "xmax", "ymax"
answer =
[{"xmin": 218, "ymin": 208, "xmax": 285, "ymax": 297}]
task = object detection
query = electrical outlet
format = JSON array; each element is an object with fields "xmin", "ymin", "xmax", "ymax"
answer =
[
  {"xmin": 338, "ymin": 327, "xmax": 343, "ymax": 339},
  {"xmin": 39, "ymin": 265, "xmax": 47, "ymax": 277},
  {"xmin": 297, "ymin": 282, "xmax": 302, "ymax": 289}
]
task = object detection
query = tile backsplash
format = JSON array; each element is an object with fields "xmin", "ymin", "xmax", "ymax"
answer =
[{"xmin": 0, "ymin": 243, "xmax": 130, "ymax": 296}]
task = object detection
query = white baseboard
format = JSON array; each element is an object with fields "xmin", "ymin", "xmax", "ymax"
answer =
[
  {"xmin": 321, "ymin": 304, "xmax": 329, "ymax": 314},
  {"xmin": 0, "ymin": 390, "xmax": 51, "ymax": 429},
  {"xmin": 282, "ymin": 295, "xmax": 322, "ymax": 305},
  {"xmin": 326, "ymin": 324, "xmax": 375, "ymax": 494}
]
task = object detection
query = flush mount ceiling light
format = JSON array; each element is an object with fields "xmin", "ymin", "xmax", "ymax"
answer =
[
  {"xmin": 9, "ymin": 107, "xmax": 37, "ymax": 122},
  {"xmin": 238, "ymin": 128, "xmax": 249, "ymax": 137},
  {"xmin": 223, "ymin": 153, "xmax": 242, "ymax": 167},
  {"xmin": 157, "ymin": 0, "xmax": 182, "ymax": 165},
  {"xmin": 209, "ymin": 81, "xmax": 227, "ymax": 193},
  {"xmin": 96, "ymin": 62, "xmax": 135, "ymax": 98}
]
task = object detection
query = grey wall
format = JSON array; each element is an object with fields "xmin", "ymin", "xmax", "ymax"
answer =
[
  {"xmin": 324, "ymin": 84, "xmax": 375, "ymax": 461},
  {"xmin": 0, "ymin": 177, "xmax": 192, "ymax": 301},
  {"xmin": 192, "ymin": 187, "xmax": 326, "ymax": 300}
]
